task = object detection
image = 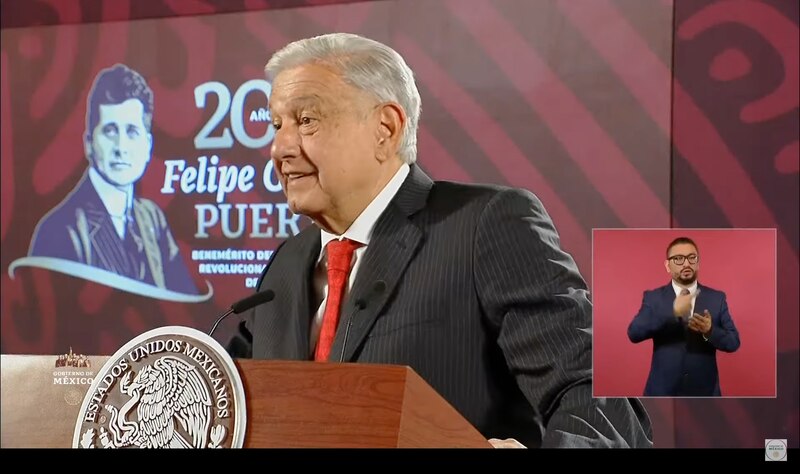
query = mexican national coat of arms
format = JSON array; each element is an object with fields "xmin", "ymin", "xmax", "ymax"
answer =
[{"xmin": 72, "ymin": 326, "xmax": 246, "ymax": 448}]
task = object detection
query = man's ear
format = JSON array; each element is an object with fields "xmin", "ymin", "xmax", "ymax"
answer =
[
  {"xmin": 375, "ymin": 102, "xmax": 406, "ymax": 163},
  {"xmin": 84, "ymin": 133, "xmax": 93, "ymax": 164},
  {"xmin": 664, "ymin": 260, "xmax": 671, "ymax": 274},
  {"xmin": 146, "ymin": 132, "xmax": 153, "ymax": 162}
]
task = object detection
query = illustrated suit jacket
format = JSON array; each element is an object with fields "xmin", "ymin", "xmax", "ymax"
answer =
[
  {"xmin": 29, "ymin": 170, "xmax": 198, "ymax": 294},
  {"xmin": 230, "ymin": 165, "xmax": 652, "ymax": 447},
  {"xmin": 628, "ymin": 283, "xmax": 741, "ymax": 396}
]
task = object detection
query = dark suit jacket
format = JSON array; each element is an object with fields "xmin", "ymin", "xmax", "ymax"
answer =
[
  {"xmin": 627, "ymin": 283, "xmax": 741, "ymax": 396},
  {"xmin": 230, "ymin": 165, "xmax": 652, "ymax": 447},
  {"xmin": 29, "ymin": 170, "xmax": 198, "ymax": 294}
]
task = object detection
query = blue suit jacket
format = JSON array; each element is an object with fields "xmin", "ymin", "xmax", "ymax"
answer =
[{"xmin": 627, "ymin": 283, "xmax": 740, "ymax": 396}]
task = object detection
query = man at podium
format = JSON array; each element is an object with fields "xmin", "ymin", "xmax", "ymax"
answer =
[{"xmin": 229, "ymin": 33, "xmax": 652, "ymax": 448}]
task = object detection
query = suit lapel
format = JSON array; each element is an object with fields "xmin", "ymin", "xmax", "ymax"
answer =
[
  {"xmin": 333, "ymin": 165, "xmax": 432, "ymax": 362},
  {"xmin": 659, "ymin": 284, "xmax": 688, "ymax": 332},
  {"xmin": 76, "ymin": 175, "xmax": 123, "ymax": 269},
  {"xmin": 292, "ymin": 227, "xmax": 321, "ymax": 359},
  {"xmin": 661, "ymin": 284, "xmax": 676, "ymax": 309},
  {"xmin": 694, "ymin": 284, "xmax": 710, "ymax": 319},
  {"xmin": 71, "ymin": 176, "xmax": 104, "ymax": 265},
  {"xmin": 132, "ymin": 200, "xmax": 166, "ymax": 289},
  {"xmin": 85, "ymin": 200, "xmax": 117, "ymax": 268},
  {"xmin": 665, "ymin": 282, "xmax": 707, "ymax": 334}
]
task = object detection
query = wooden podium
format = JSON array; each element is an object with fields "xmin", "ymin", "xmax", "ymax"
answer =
[{"xmin": 1, "ymin": 355, "xmax": 490, "ymax": 448}]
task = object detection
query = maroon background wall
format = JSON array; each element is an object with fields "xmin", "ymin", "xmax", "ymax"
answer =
[
  {"xmin": 593, "ymin": 228, "xmax": 776, "ymax": 398},
  {"xmin": 1, "ymin": 0, "xmax": 796, "ymax": 448},
  {"xmin": 671, "ymin": 0, "xmax": 798, "ymax": 448}
]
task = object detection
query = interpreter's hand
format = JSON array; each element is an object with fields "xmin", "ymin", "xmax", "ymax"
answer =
[
  {"xmin": 673, "ymin": 290, "xmax": 696, "ymax": 318},
  {"xmin": 688, "ymin": 310, "xmax": 712, "ymax": 336},
  {"xmin": 488, "ymin": 438, "xmax": 527, "ymax": 448}
]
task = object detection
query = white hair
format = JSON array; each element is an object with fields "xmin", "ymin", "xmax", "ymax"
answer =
[{"xmin": 265, "ymin": 33, "xmax": 421, "ymax": 164}]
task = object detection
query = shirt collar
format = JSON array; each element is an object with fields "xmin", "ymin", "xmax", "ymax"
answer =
[
  {"xmin": 88, "ymin": 167, "xmax": 133, "ymax": 217},
  {"xmin": 672, "ymin": 280, "xmax": 698, "ymax": 296},
  {"xmin": 320, "ymin": 163, "xmax": 410, "ymax": 253}
]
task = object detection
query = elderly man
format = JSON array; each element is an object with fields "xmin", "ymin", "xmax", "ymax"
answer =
[{"xmin": 230, "ymin": 33, "xmax": 652, "ymax": 448}]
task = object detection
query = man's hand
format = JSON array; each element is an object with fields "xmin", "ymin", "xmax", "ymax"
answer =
[
  {"xmin": 673, "ymin": 292, "xmax": 693, "ymax": 318},
  {"xmin": 688, "ymin": 310, "xmax": 712, "ymax": 336},
  {"xmin": 488, "ymin": 438, "xmax": 527, "ymax": 448}
]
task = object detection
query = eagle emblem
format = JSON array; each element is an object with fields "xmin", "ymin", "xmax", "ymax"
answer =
[
  {"xmin": 73, "ymin": 327, "xmax": 246, "ymax": 448},
  {"xmin": 102, "ymin": 356, "xmax": 217, "ymax": 448}
]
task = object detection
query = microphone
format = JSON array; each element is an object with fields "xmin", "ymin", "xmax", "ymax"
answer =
[
  {"xmin": 208, "ymin": 289, "xmax": 275, "ymax": 337},
  {"xmin": 339, "ymin": 280, "xmax": 387, "ymax": 362}
]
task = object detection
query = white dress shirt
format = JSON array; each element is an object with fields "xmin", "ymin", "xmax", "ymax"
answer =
[
  {"xmin": 88, "ymin": 167, "xmax": 133, "ymax": 239},
  {"xmin": 673, "ymin": 280, "xmax": 710, "ymax": 341},
  {"xmin": 671, "ymin": 280, "xmax": 698, "ymax": 318},
  {"xmin": 309, "ymin": 163, "xmax": 410, "ymax": 351}
]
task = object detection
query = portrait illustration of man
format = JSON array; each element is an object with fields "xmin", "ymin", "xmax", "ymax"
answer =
[
  {"xmin": 28, "ymin": 64, "xmax": 198, "ymax": 296},
  {"xmin": 627, "ymin": 237, "xmax": 741, "ymax": 396}
]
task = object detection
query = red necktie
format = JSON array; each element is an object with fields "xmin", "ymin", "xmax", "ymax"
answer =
[{"xmin": 315, "ymin": 238, "xmax": 362, "ymax": 361}]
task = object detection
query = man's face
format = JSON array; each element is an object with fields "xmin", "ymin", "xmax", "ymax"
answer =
[
  {"xmin": 268, "ymin": 63, "xmax": 383, "ymax": 224},
  {"xmin": 665, "ymin": 243, "xmax": 700, "ymax": 285},
  {"xmin": 86, "ymin": 98, "xmax": 152, "ymax": 188}
]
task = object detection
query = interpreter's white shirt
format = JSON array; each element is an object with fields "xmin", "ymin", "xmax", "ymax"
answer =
[{"xmin": 672, "ymin": 280, "xmax": 699, "ymax": 318}]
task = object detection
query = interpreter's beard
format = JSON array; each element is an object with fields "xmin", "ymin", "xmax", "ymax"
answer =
[{"xmin": 676, "ymin": 268, "xmax": 697, "ymax": 285}]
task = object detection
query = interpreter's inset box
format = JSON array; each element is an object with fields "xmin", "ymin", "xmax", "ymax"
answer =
[{"xmin": 592, "ymin": 229, "xmax": 776, "ymax": 398}]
